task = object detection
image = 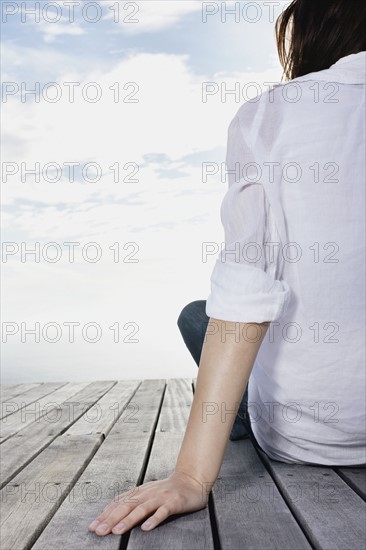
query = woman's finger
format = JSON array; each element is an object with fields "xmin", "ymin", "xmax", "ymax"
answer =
[
  {"xmin": 89, "ymin": 485, "xmax": 145, "ymax": 530},
  {"xmin": 139, "ymin": 501, "xmax": 176, "ymax": 532},
  {"xmin": 110, "ymin": 499, "xmax": 160, "ymax": 535}
]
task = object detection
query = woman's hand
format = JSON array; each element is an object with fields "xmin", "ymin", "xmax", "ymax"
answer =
[{"xmin": 88, "ymin": 469, "xmax": 210, "ymax": 536}]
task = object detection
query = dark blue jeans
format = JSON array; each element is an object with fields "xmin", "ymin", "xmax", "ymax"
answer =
[{"xmin": 177, "ymin": 300, "xmax": 262, "ymax": 451}]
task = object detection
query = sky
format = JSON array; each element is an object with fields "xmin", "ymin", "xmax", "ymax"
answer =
[{"xmin": 1, "ymin": 0, "xmax": 290, "ymax": 383}]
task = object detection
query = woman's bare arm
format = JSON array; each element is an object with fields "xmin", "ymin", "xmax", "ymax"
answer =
[{"xmin": 174, "ymin": 317, "xmax": 269, "ymax": 494}]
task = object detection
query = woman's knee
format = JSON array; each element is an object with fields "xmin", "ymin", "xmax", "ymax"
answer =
[
  {"xmin": 177, "ymin": 300, "xmax": 208, "ymax": 337},
  {"xmin": 177, "ymin": 300, "xmax": 208, "ymax": 367}
]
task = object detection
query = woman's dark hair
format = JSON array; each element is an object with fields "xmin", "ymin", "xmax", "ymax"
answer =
[{"xmin": 275, "ymin": 0, "xmax": 366, "ymax": 81}]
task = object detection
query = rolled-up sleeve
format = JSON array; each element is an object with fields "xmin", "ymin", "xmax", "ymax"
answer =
[{"xmin": 205, "ymin": 115, "xmax": 291, "ymax": 323}]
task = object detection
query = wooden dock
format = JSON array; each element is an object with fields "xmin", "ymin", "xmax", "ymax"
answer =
[{"xmin": 0, "ymin": 379, "xmax": 365, "ymax": 550}]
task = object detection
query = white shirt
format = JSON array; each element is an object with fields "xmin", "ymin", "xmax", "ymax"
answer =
[{"xmin": 206, "ymin": 51, "xmax": 366, "ymax": 466}]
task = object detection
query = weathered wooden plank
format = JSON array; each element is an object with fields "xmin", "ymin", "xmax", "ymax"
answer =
[
  {"xmin": 0, "ymin": 383, "xmax": 42, "ymax": 406},
  {"xmin": 0, "ymin": 434, "xmax": 102, "ymax": 550},
  {"xmin": 65, "ymin": 379, "xmax": 141, "ymax": 436},
  {"xmin": 213, "ymin": 438, "xmax": 312, "ymax": 549},
  {"xmin": 155, "ymin": 377, "xmax": 193, "ymax": 433},
  {"xmin": 0, "ymin": 384, "xmax": 21, "ymax": 394},
  {"xmin": 0, "ymin": 381, "xmax": 90, "ymax": 443},
  {"xmin": 335, "ymin": 466, "xmax": 366, "ymax": 501},
  {"xmin": 0, "ymin": 384, "xmax": 24, "ymax": 401},
  {"xmin": 0, "ymin": 381, "xmax": 115, "ymax": 488},
  {"xmin": 127, "ymin": 379, "xmax": 214, "ymax": 550},
  {"xmin": 0, "ymin": 382, "xmax": 67, "ymax": 420},
  {"xmin": 32, "ymin": 379, "xmax": 166, "ymax": 550},
  {"xmin": 0, "ymin": 380, "xmax": 140, "ymax": 550},
  {"xmin": 260, "ymin": 450, "xmax": 366, "ymax": 550}
]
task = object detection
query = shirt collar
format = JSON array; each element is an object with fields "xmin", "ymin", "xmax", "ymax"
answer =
[{"xmin": 294, "ymin": 51, "xmax": 366, "ymax": 85}]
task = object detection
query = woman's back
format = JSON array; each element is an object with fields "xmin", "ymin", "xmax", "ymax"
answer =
[{"xmin": 242, "ymin": 52, "xmax": 366, "ymax": 465}]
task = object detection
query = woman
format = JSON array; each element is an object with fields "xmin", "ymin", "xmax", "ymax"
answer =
[{"xmin": 89, "ymin": 0, "xmax": 366, "ymax": 536}]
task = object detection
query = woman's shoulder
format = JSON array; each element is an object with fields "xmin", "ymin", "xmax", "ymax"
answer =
[{"xmin": 231, "ymin": 72, "xmax": 335, "ymax": 134}]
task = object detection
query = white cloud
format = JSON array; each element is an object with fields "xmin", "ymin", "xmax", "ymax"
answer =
[
  {"xmin": 41, "ymin": 21, "xmax": 85, "ymax": 43},
  {"xmin": 25, "ymin": 11, "xmax": 85, "ymax": 43},
  {"xmin": 102, "ymin": 0, "xmax": 203, "ymax": 33},
  {"xmin": 3, "ymin": 49, "xmax": 281, "ymax": 173},
  {"xmin": 1, "ymin": 41, "xmax": 107, "ymax": 83}
]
